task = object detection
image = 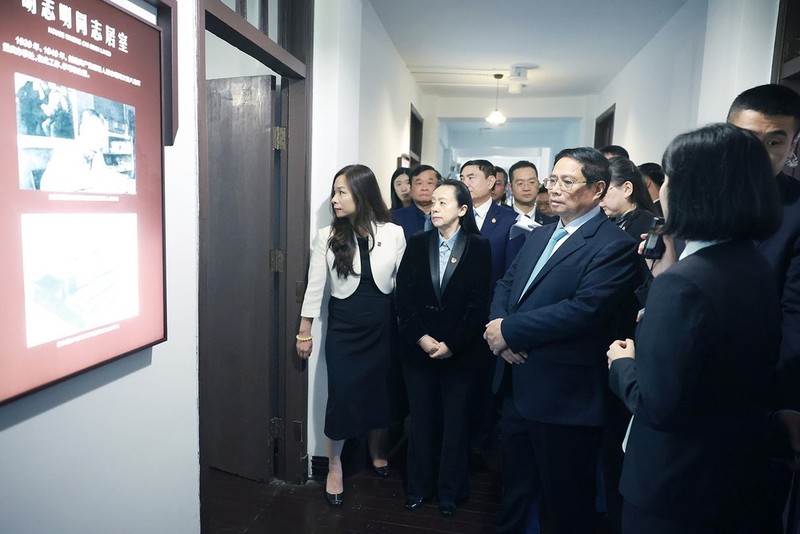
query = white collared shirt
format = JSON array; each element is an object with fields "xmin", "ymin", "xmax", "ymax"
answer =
[
  {"xmin": 473, "ymin": 199, "xmax": 492, "ymax": 230},
  {"xmin": 679, "ymin": 239, "xmax": 726, "ymax": 260}
]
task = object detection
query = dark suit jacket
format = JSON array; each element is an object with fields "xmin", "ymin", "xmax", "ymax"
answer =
[
  {"xmin": 490, "ymin": 211, "xmax": 640, "ymax": 427},
  {"xmin": 478, "ymin": 202, "xmax": 518, "ymax": 286},
  {"xmin": 396, "ymin": 229, "xmax": 492, "ymax": 370},
  {"xmin": 614, "ymin": 207, "xmax": 657, "ymax": 241},
  {"xmin": 609, "ymin": 240, "xmax": 780, "ymax": 526},
  {"xmin": 391, "ymin": 203, "xmax": 428, "ymax": 240},
  {"xmin": 534, "ymin": 211, "xmax": 558, "ymax": 226},
  {"xmin": 757, "ymin": 172, "xmax": 800, "ymax": 412}
]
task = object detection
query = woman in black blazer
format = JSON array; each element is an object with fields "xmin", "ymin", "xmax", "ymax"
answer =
[
  {"xmin": 601, "ymin": 157, "xmax": 658, "ymax": 240},
  {"xmin": 607, "ymin": 124, "xmax": 783, "ymax": 533},
  {"xmin": 395, "ymin": 179, "xmax": 492, "ymax": 517}
]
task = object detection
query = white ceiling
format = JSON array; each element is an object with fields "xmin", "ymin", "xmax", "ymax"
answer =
[{"xmin": 369, "ymin": 0, "xmax": 691, "ymax": 99}]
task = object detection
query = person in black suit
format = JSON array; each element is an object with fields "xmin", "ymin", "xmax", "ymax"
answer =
[
  {"xmin": 491, "ymin": 165, "xmax": 510, "ymax": 206},
  {"xmin": 395, "ymin": 179, "xmax": 492, "ymax": 517},
  {"xmin": 601, "ymin": 157, "xmax": 658, "ymax": 240},
  {"xmin": 484, "ymin": 147, "xmax": 641, "ymax": 533},
  {"xmin": 608, "ymin": 123, "xmax": 782, "ymax": 533},
  {"xmin": 637, "ymin": 162, "xmax": 665, "ymax": 217},
  {"xmin": 508, "ymin": 160, "xmax": 558, "ymax": 239},
  {"xmin": 727, "ymin": 84, "xmax": 800, "ymax": 533},
  {"xmin": 391, "ymin": 165, "xmax": 441, "ymax": 239},
  {"xmin": 459, "ymin": 159, "xmax": 521, "ymax": 465}
]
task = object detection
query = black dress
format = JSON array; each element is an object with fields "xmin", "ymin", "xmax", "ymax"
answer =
[{"xmin": 324, "ymin": 237, "xmax": 392, "ymax": 440}]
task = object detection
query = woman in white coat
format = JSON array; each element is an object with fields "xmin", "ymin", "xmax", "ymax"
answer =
[{"xmin": 296, "ymin": 164, "xmax": 406, "ymax": 507}]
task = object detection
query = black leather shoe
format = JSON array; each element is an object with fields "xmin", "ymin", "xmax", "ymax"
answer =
[
  {"xmin": 373, "ymin": 465, "xmax": 389, "ymax": 477},
  {"xmin": 325, "ymin": 491, "xmax": 343, "ymax": 507},
  {"xmin": 404, "ymin": 496, "xmax": 425, "ymax": 510},
  {"xmin": 440, "ymin": 503, "xmax": 456, "ymax": 517}
]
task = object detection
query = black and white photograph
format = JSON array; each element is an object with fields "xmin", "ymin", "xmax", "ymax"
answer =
[{"xmin": 15, "ymin": 72, "xmax": 136, "ymax": 194}]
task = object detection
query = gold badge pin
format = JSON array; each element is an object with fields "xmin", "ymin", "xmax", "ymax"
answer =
[
  {"xmin": 491, "ymin": 218, "xmax": 497, "ymax": 223},
  {"xmin": 450, "ymin": 257, "xmax": 458, "ymax": 264}
]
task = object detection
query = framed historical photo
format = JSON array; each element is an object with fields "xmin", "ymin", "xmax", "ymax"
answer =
[{"xmin": 0, "ymin": 0, "xmax": 166, "ymax": 403}]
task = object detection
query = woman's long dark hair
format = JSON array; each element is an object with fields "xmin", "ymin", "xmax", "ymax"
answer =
[
  {"xmin": 608, "ymin": 157, "xmax": 658, "ymax": 214},
  {"xmin": 436, "ymin": 179, "xmax": 480, "ymax": 235},
  {"xmin": 390, "ymin": 167, "xmax": 411, "ymax": 209},
  {"xmin": 329, "ymin": 164, "xmax": 391, "ymax": 278}
]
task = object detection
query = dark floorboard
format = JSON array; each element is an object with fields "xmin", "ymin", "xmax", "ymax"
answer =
[{"xmin": 203, "ymin": 439, "xmax": 502, "ymax": 533}]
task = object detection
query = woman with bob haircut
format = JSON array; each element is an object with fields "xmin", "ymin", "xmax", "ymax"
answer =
[
  {"xmin": 395, "ymin": 179, "xmax": 492, "ymax": 517},
  {"xmin": 600, "ymin": 157, "xmax": 659, "ymax": 239},
  {"xmin": 607, "ymin": 123, "xmax": 782, "ymax": 533},
  {"xmin": 296, "ymin": 164, "xmax": 406, "ymax": 507}
]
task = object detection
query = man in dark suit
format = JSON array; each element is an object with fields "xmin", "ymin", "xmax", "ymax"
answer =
[
  {"xmin": 459, "ymin": 159, "xmax": 520, "ymax": 465},
  {"xmin": 460, "ymin": 160, "xmax": 519, "ymax": 286},
  {"xmin": 727, "ymin": 84, "xmax": 800, "ymax": 533},
  {"xmin": 508, "ymin": 160, "xmax": 558, "ymax": 239},
  {"xmin": 484, "ymin": 147, "xmax": 640, "ymax": 533},
  {"xmin": 391, "ymin": 165, "xmax": 441, "ymax": 240},
  {"xmin": 637, "ymin": 162, "xmax": 665, "ymax": 217}
]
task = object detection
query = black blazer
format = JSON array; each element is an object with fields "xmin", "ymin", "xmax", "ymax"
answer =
[
  {"xmin": 757, "ymin": 172, "xmax": 800, "ymax": 412},
  {"xmin": 391, "ymin": 203, "xmax": 428, "ymax": 240},
  {"xmin": 609, "ymin": 240, "xmax": 780, "ymax": 526},
  {"xmin": 396, "ymin": 229, "xmax": 492, "ymax": 370},
  {"xmin": 614, "ymin": 207, "xmax": 656, "ymax": 240},
  {"xmin": 490, "ymin": 211, "xmax": 641, "ymax": 426}
]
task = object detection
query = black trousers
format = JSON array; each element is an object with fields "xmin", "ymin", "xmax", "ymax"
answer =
[
  {"xmin": 402, "ymin": 360, "xmax": 472, "ymax": 505},
  {"xmin": 498, "ymin": 391, "xmax": 602, "ymax": 534}
]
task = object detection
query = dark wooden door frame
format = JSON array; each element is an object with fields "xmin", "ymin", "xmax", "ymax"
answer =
[
  {"xmin": 198, "ymin": 0, "xmax": 313, "ymax": 486},
  {"xmin": 594, "ymin": 104, "xmax": 616, "ymax": 149}
]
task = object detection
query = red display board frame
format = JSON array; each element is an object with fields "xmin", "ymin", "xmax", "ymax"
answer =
[{"xmin": 0, "ymin": 0, "xmax": 166, "ymax": 403}]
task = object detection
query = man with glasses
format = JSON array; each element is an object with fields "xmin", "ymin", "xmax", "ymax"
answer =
[{"xmin": 484, "ymin": 147, "xmax": 641, "ymax": 533}]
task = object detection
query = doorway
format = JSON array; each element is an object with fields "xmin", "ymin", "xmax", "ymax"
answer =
[
  {"xmin": 198, "ymin": 2, "xmax": 313, "ymax": 529},
  {"xmin": 203, "ymin": 74, "xmax": 276, "ymax": 480}
]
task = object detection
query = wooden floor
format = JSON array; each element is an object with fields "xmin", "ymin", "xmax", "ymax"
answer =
[{"xmin": 203, "ymin": 440, "xmax": 502, "ymax": 533}]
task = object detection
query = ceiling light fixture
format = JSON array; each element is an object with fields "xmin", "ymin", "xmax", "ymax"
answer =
[{"xmin": 486, "ymin": 73, "xmax": 507, "ymax": 126}]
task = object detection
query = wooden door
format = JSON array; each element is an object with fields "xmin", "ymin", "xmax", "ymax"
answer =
[{"xmin": 202, "ymin": 75, "xmax": 275, "ymax": 481}]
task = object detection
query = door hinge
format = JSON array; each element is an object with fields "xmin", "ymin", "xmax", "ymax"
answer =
[
  {"xmin": 270, "ymin": 249, "xmax": 285, "ymax": 273},
  {"xmin": 272, "ymin": 126, "xmax": 287, "ymax": 150}
]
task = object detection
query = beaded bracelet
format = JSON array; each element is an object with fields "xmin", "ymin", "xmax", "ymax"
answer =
[{"xmin": 295, "ymin": 334, "xmax": 313, "ymax": 342}]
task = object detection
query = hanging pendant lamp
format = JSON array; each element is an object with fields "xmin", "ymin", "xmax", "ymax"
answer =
[{"xmin": 486, "ymin": 73, "xmax": 507, "ymax": 125}]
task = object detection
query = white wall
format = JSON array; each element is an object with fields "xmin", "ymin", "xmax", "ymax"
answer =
[
  {"xmin": 359, "ymin": 1, "xmax": 420, "ymax": 195},
  {"xmin": 593, "ymin": 0, "xmax": 709, "ymax": 164},
  {"xmin": 307, "ymin": 0, "xmax": 365, "ymax": 459},
  {"xmin": 594, "ymin": 0, "xmax": 779, "ymax": 164},
  {"xmin": 696, "ymin": 0, "xmax": 780, "ymax": 125},
  {"xmin": 0, "ymin": 1, "xmax": 201, "ymax": 533}
]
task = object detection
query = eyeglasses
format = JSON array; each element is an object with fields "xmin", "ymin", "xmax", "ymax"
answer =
[{"xmin": 543, "ymin": 176, "xmax": 588, "ymax": 190}]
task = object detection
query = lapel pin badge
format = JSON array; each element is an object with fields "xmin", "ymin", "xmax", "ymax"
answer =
[
  {"xmin": 450, "ymin": 257, "xmax": 458, "ymax": 264},
  {"xmin": 491, "ymin": 217, "xmax": 497, "ymax": 223}
]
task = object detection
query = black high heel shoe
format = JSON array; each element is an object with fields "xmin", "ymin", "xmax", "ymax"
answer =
[
  {"xmin": 325, "ymin": 490, "xmax": 343, "ymax": 507},
  {"xmin": 372, "ymin": 464, "xmax": 389, "ymax": 477}
]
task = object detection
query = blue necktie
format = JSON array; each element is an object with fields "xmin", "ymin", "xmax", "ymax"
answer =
[
  {"xmin": 424, "ymin": 214, "xmax": 432, "ymax": 231},
  {"xmin": 519, "ymin": 227, "xmax": 568, "ymax": 299}
]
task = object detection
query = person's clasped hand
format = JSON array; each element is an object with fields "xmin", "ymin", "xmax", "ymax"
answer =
[{"xmin": 607, "ymin": 338, "xmax": 635, "ymax": 369}]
